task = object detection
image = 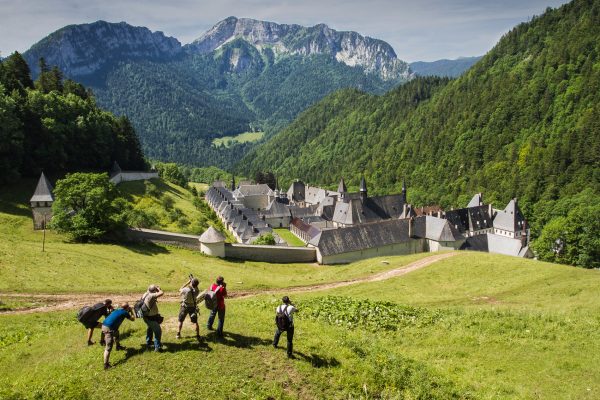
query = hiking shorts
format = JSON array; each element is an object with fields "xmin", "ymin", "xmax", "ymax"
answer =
[
  {"xmin": 102, "ymin": 326, "xmax": 119, "ymax": 351},
  {"xmin": 178, "ymin": 305, "xmax": 198, "ymax": 323}
]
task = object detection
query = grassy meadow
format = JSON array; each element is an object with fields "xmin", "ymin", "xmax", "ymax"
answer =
[
  {"xmin": 273, "ymin": 228, "xmax": 306, "ymax": 247},
  {"xmin": 212, "ymin": 131, "xmax": 265, "ymax": 147},
  {"xmin": 1, "ymin": 179, "xmax": 600, "ymax": 399}
]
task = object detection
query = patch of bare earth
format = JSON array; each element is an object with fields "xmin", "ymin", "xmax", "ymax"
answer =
[{"xmin": 1, "ymin": 252, "xmax": 458, "ymax": 315}]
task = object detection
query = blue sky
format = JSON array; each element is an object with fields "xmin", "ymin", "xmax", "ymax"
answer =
[{"xmin": 0, "ymin": 0, "xmax": 569, "ymax": 62}]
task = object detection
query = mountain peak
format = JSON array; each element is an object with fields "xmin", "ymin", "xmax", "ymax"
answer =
[
  {"xmin": 187, "ymin": 17, "xmax": 409, "ymax": 81},
  {"xmin": 24, "ymin": 20, "xmax": 182, "ymax": 78}
]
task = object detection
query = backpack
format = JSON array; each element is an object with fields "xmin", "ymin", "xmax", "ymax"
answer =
[
  {"xmin": 134, "ymin": 293, "xmax": 150, "ymax": 318},
  {"xmin": 275, "ymin": 305, "xmax": 290, "ymax": 331},
  {"xmin": 204, "ymin": 286, "xmax": 221, "ymax": 310},
  {"xmin": 76, "ymin": 306, "xmax": 94, "ymax": 324}
]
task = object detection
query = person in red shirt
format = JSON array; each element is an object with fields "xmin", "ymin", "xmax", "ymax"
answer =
[{"xmin": 206, "ymin": 276, "xmax": 227, "ymax": 337}]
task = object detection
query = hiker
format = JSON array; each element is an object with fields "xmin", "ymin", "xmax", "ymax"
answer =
[
  {"xmin": 101, "ymin": 303, "xmax": 134, "ymax": 370},
  {"xmin": 142, "ymin": 284, "xmax": 164, "ymax": 351},
  {"xmin": 273, "ymin": 296, "xmax": 297, "ymax": 358},
  {"xmin": 77, "ymin": 299, "xmax": 113, "ymax": 346},
  {"xmin": 206, "ymin": 276, "xmax": 227, "ymax": 337},
  {"xmin": 177, "ymin": 277, "xmax": 201, "ymax": 340}
]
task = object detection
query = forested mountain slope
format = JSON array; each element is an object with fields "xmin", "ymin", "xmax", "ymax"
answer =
[
  {"xmin": 22, "ymin": 19, "xmax": 412, "ymax": 168},
  {"xmin": 0, "ymin": 52, "xmax": 146, "ymax": 184},
  {"xmin": 240, "ymin": 0, "xmax": 600, "ymax": 267}
]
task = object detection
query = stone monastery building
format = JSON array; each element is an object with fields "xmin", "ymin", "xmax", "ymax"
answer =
[{"xmin": 206, "ymin": 176, "xmax": 533, "ymax": 264}]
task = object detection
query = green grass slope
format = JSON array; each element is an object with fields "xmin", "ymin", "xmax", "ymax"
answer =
[
  {"xmin": 0, "ymin": 180, "xmax": 427, "ymax": 293},
  {"xmin": 2, "ymin": 179, "xmax": 600, "ymax": 398}
]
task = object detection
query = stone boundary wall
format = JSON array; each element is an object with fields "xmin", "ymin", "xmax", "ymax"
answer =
[
  {"xmin": 127, "ymin": 228, "xmax": 200, "ymax": 250},
  {"xmin": 110, "ymin": 172, "xmax": 159, "ymax": 184},
  {"xmin": 225, "ymin": 244, "xmax": 317, "ymax": 263},
  {"xmin": 127, "ymin": 228, "xmax": 317, "ymax": 263}
]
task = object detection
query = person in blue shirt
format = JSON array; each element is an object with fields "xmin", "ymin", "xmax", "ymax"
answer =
[{"xmin": 101, "ymin": 303, "xmax": 135, "ymax": 370}]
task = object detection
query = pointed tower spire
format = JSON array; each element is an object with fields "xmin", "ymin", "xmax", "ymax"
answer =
[
  {"xmin": 337, "ymin": 177, "xmax": 347, "ymax": 199},
  {"xmin": 401, "ymin": 178, "xmax": 407, "ymax": 203},
  {"xmin": 359, "ymin": 175, "xmax": 368, "ymax": 203},
  {"xmin": 231, "ymin": 173, "xmax": 236, "ymax": 191},
  {"xmin": 30, "ymin": 172, "xmax": 54, "ymax": 205}
]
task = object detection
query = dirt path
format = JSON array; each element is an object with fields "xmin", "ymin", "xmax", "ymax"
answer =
[{"xmin": 0, "ymin": 252, "xmax": 457, "ymax": 315}]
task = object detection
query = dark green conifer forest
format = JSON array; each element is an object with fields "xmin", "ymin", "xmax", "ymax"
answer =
[
  {"xmin": 0, "ymin": 52, "xmax": 147, "ymax": 184},
  {"xmin": 241, "ymin": 0, "xmax": 600, "ymax": 267}
]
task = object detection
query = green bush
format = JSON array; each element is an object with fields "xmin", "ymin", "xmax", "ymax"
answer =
[{"xmin": 50, "ymin": 172, "xmax": 126, "ymax": 242}]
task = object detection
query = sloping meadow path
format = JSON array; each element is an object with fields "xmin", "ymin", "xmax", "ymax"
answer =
[{"xmin": 1, "ymin": 252, "xmax": 457, "ymax": 315}]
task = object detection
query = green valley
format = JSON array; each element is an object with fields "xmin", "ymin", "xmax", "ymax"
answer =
[{"xmin": 241, "ymin": 0, "xmax": 600, "ymax": 267}]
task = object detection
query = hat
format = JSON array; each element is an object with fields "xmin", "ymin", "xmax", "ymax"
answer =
[
  {"xmin": 191, "ymin": 278, "xmax": 199, "ymax": 287},
  {"xmin": 148, "ymin": 284, "xmax": 157, "ymax": 292}
]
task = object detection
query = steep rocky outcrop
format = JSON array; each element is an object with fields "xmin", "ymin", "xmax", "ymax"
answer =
[{"xmin": 187, "ymin": 17, "xmax": 411, "ymax": 81}]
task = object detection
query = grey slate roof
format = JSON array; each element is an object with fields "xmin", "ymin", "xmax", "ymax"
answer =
[
  {"xmin": 291, "ymin": 218, "xmax": 321, "ymax": 240},
  {"xmin": 460, "ymin": 233, "xmax": 531, "ymax": 257},
  {"xmin": 263, "ymin": 200, "xmax": 291, "ymax": 218},
  {"xmin": 412, "ymin": 216, "xmax": 464, "ymax": 242},
  {"xmin": 445, "ymin": 205, "xmax": 492, "ymax": 233},
  {"xmin": 493, "ymin": 199, "xmax": 526, "ymax": 232},
  {"xmin": 305, "ymin": 186, "xmax": 328, "ymax": 205},
  {"xmin": 310, "ymin": 219, "xmax": 411, "ymax": 256},
  {"xmin": 467, "ymin": 193, "xmax": 484, "ymax": 208},
  {"xmin": 206, "ymin": 185, "xmax": 274, "ymax": 243},
  {"xmin": 199, "ymin": 226, "xmax": 225, "ymax": 243},
  {"xmin": 332, "ymin": 194, "xmax": 405, "ymax": 225},
  {"xmin": 235, "ymin": 184, "xmax": 273, "ymax": 197},
  {"xmin": 30, "ymin": 172, "xmax": 54, "ymax": 203}
]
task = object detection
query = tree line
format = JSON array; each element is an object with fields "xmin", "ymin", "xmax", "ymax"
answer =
[{"xmin": 0, "ymin": 52, "xmax": 147, "ymax": 184}]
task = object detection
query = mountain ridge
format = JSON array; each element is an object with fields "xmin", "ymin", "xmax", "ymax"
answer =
[
  {"xmin": 186, "ymin": 16, "xmax": 411, "ymax": 81},
  {"xmin": 20, "ymin": 18, "xmax": 412, "ymax": 168}
]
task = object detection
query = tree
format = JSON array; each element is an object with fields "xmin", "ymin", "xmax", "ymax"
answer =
[
  {"xmin": 155, "ymin": 162, "xmax": 187, "ymax": 187},
  {"xmin": 50, "ymin": 172, "xmax": 126, "ymax": 242},
  {"xmin": 1, "ymin": 52, "xmax": 33, "ymax": 93},
  {"xmin": 253, "ymin": 233, "xmax": 276, "ymax": 245},
  {"xmin": 0, "ymin": 86, "xmax": 24, "ymax": 183}
]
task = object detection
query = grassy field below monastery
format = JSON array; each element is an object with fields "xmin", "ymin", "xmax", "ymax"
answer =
[{"xmin": 1, "ymin": 180, "xmax": 600, "ymax": 399}]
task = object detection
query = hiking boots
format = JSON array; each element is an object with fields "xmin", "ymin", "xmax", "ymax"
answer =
[
  {"xmin": 176, "ymin": 333, "xmax": 181, "ymax": 339},
  {"xmin": 104, "ymin": 363, "xmax": 111, "ymax": 370}
]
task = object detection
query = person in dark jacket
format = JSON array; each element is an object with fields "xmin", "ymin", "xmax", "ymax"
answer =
[
  {"xmin": 206, "ymin": 276, "xmax": 227, "ymax": 337},
  {"xmin": 273, "ymin": 296, "xmax": 297, "ymax": 358},
  {"xmin": 79, "ymin": 299, "xmax": 113, "ymax": 346}
]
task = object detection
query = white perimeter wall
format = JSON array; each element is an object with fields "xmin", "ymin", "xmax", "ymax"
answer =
[{"xmin": 110, "ymin": 172, "xmax": 159, "ymax": 184}]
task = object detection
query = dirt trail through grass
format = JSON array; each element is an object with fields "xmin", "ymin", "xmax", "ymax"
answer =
[{"xmin": 0, "ymin": 252, "xmax": 457, "ymax": 314}]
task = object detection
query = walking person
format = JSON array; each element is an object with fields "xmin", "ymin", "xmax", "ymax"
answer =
[
  {"xmin": 141, "ymin": 284, "xmax": 164, "ymax": 351},
  {"xmin": 273, "ymin": 296, "xmax": 297, "ymax": 359},
  {"xmin": 206, "ymin": 276, "xmax": 227, "ymax": 337},
  {"xmin": 177, "ymin": 276, "xmax": 201, "ymax": 341},
  {"xmin": 101, "ymin": 303, "xmax": 134, "ymax": 370},
  {"xmin": 77, "ymin": 299, "xmax": 113, "ymax": 346}
]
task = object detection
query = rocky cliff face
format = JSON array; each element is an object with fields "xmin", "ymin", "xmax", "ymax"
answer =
[
  {"xmin": 24, "ymin": 21, "xmax": 181, "ymax": 78},
  {"xmin": 187, "ymin": 17, "xmax": 411, "ymax": 81}
]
